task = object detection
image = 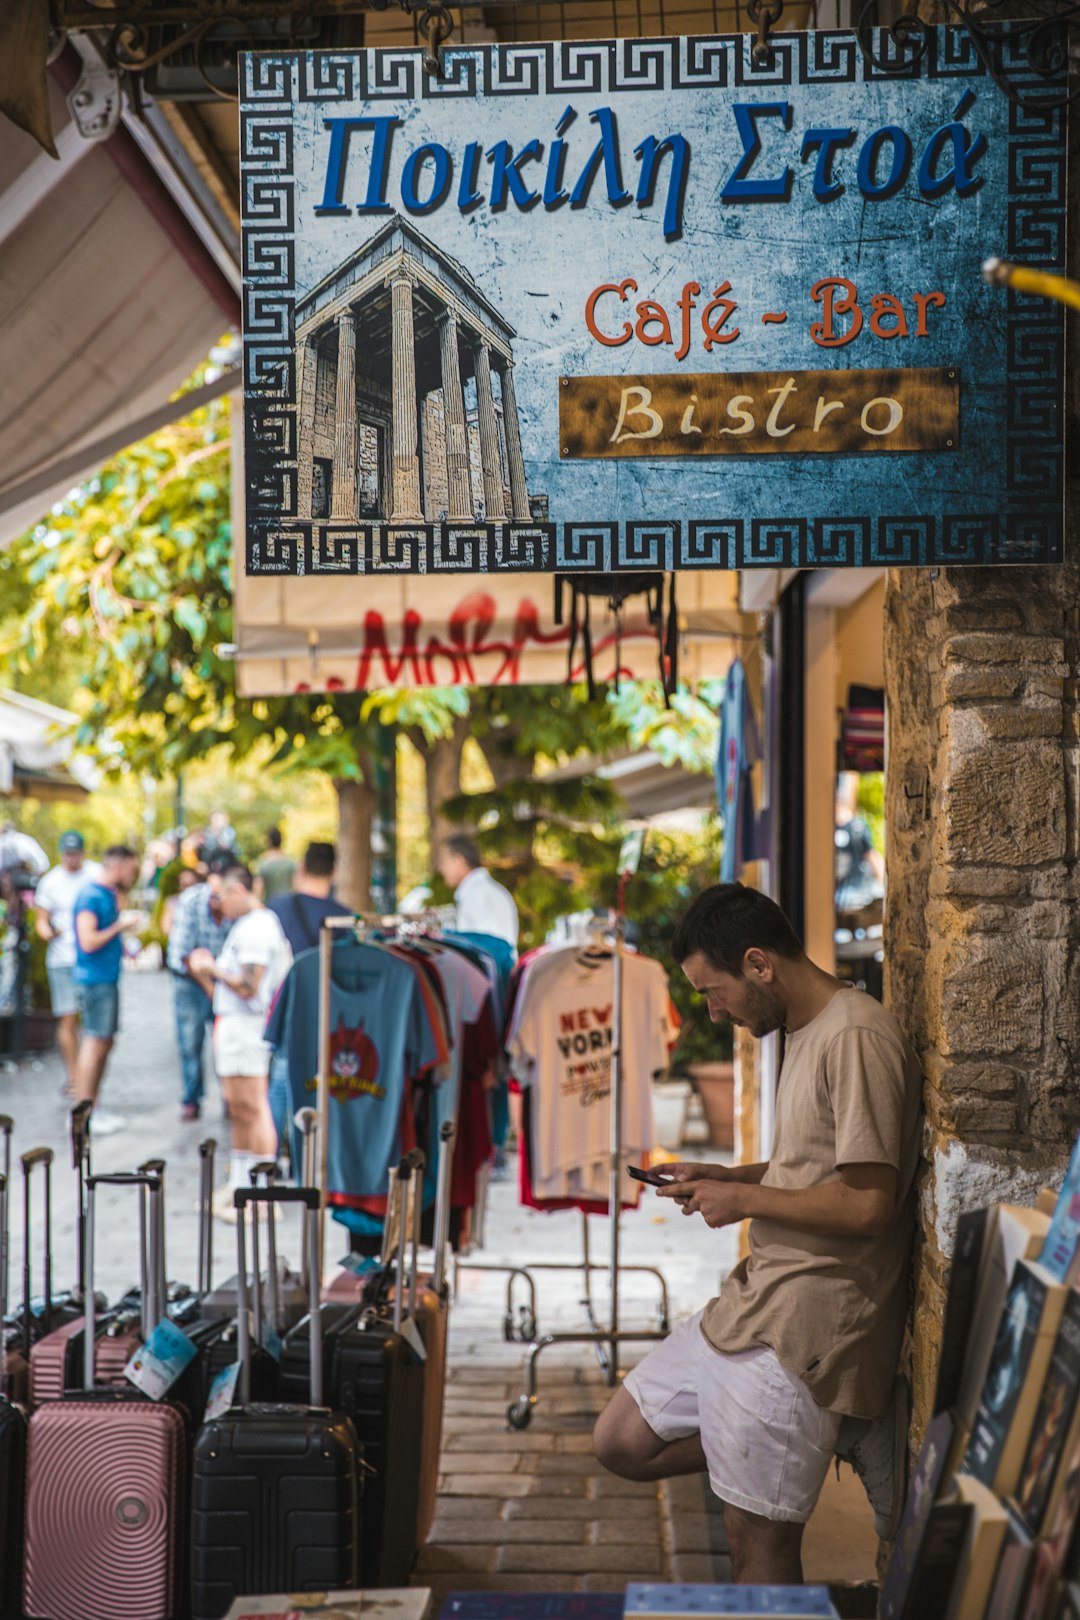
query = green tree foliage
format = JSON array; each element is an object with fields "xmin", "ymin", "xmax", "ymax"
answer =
[
  {"xmin": 0, "ymin": 392, "xmax": 462, "ymax": 907},
  {"xmin": 1, "ymin": 385, "xmax": 726, "ymax": 935}
]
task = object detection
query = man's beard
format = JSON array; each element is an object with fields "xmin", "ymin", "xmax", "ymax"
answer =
[{"xmin": 738, "ymin": 979, "xmax": 785, "ymax": 1039}]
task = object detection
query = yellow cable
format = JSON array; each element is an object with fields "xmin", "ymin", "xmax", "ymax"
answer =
[{"xmin": 983, "ymin": 257, "xmax": 1080, "ymax": 311}]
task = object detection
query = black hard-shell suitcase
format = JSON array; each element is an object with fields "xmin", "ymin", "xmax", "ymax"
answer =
[
  {"xmin": 335, "ymin": 1153, "xmax": 425, "ymax": 1587},
  {"xmin": 190, "ymin": 1185, "xmax": 361, "ymax": 1620}
]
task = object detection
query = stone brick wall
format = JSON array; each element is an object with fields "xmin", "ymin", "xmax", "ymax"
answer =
[{"xmin": 883, "ymin": 561, "xmax": 1080, "ymax": 1441}]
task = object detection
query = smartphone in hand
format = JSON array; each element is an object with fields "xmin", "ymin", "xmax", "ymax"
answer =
[{"xmin": 627, "ymin": 1165, "xmax": 673, "ymax": 1187}]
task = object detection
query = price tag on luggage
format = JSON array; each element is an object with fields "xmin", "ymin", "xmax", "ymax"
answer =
[
  {"xmin": 204, "ymin": 1361, "xmax": 241, "ymax": 1422},
  {"xmin": 124, "ymin": 1317, "xmax": 198, "ymax": 1400}
]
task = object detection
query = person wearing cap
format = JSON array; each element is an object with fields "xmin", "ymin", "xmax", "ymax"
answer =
[{"xmin": 33, "ymin": 832, "xmax": 103, "ymax": 1097}]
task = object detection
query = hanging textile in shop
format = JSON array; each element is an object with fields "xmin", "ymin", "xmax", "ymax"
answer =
[
  {"xmin": 239, "ymin": 25, "xmax": 1064, "ymax": 578},
  {"xmin": 716, "ymin": 658, "xmax": 762, "ymax": 884}
]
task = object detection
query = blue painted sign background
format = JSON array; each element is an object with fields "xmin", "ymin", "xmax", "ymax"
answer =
[{"xmin": 240, "ymin": 27, "xmax": 1066, "ymax": 575}]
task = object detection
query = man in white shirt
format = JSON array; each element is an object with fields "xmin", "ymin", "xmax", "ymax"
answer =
[
  {"xmin": 33, "ymin": 831, "xmax": 103, "ymax": 1096},
  {"xmin": 187, "ymin": 863, "xmax": 292, "ymax": 1215},
  {"xmin": 438, "ymin": 835, "xmax": 519, "ymax": 950}
]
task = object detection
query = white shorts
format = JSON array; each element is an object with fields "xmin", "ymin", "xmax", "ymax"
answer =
[
  {"xmin": 622, "ymin": 1309, "xmax": 842, "ymax": 1524},
  {"xmin": 213, "ymin": 1015, "xmax": 272, "ymax": 1079}
]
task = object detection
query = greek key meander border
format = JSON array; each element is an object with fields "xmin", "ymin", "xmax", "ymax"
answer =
[{"xmin": 240, "ymin": 25, "xmax": 1065, "ymax": 576}]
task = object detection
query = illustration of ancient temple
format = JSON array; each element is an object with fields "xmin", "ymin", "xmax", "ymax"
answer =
[{"xmin": 293, "ymin": 215, "xmax": 531, "ymax": 525}]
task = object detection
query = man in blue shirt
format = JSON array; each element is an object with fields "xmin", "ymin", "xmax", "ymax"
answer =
[
  {"xmin": 73, "ymin": 844, "xmax": 141, "ymax": 1131},
  {"xmin": 268, "ymin": 841, "xmax": 339, "ymax": 1156},
  {"xmin": 166, "ymin": 853, "xmax": 233, "ymax": 1121}
]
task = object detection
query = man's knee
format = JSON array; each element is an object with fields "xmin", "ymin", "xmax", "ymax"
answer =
[{"xmin": 593, "ymin": 1388, "xmax": 660, "ymax": 1480}]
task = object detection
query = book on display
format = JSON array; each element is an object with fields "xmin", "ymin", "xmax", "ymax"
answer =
[
  {"xmin": 942, "ymin": 1474, "xmax": 1009, "ymax": 1620},
  {"xmin": 935, "ymin": 1208, "xmax": 990, "ymax": 1417},
  {"xmin": 984, "ymin": 1510, "xmax": 1035, "ymax": 1620},
  {"xmin": 624, "ymin": 1587, "xmax": 838, "ymax": 1618},
  {"xmin": 224, "ymin": 1591, "xmax": 432, "ymax": 1620},
  {"xmin": 964, "ymin": 1259, "xmax": 1068, "ymax": 1497},
  {"xmin": 1041, "ymin": 1136, "xmax": 1080, "ymax": 1284},
  {"xmin": 958, "ymin": 1205, "xmax": 1052, "ymax": 1432},
  {"xmin": 880, "ymin": 1410, "xmax": 959, "ymax": 1620},
  {"xmin": 1013, "ymin": 1287, "xmax": 1080, "ymax": 1536}
]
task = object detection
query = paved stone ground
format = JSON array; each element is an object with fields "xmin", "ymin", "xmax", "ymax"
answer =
[{"xmin": 0, "ymin": 967, "xmax": 875, "ymax": 1605}]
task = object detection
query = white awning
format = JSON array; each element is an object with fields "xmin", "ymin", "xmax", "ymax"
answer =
[
  {"xmin": 0, "ymin": 689, "xmax": 99, "ymax": 802},
  {"xmin": 0, "ymin": 71, "xmax": 239, "ymax": 547}
]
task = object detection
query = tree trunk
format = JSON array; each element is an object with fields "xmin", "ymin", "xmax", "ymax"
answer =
[
  {"xmin": 334, "ymin": 774, "xmax": 378, "ymax": 912},
  {"xmin": 422, "ymin": 714, "xmax": 471, "ymax": 862}
]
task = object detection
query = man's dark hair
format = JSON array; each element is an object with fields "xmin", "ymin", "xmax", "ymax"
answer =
[
  {"xmin": 206, "ymin": 852, "xmax": 233, "ymax": 877},
  {"xmin": 221, "ymin": 862, "xmax": 254, "ymax": 891},
  {"xmin": 303, "ymin": 841, "xmax": 336, "ymax": 878},
  {"xmin": 443, "ymin": 834, "xmax": 481, "ymax": 870},
  {"xmin": 266, "ymin": 826, "xmax": 283, "ymax": 850},
  {"xmin": 671, "ymin": 883, "xmax": 804, "ymax": 975},
  {"xmin": 103, "ymin": 844, "xmax": 137, "ymax": 863}
]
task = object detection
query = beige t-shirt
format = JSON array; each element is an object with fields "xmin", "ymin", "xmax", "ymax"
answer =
[{"xmin": 702, "ymin": 986, "xmax": 922, "ymax": 1418}]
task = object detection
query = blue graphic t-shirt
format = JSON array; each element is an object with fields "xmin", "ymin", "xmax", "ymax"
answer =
[
  {"xmin": 73, "ymin": 882, "xmax": 121, "ymax": 986},
  {"xmin": 265, "ymin": 941, "xmax": 444, "ymax": 1213}
]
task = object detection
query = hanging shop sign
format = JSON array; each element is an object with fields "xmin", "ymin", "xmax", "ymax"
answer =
[
  {"xmin": 239, "ymin": 26, "xmax": 1065, "ymax": 577},
  {"xmin": 231, "ymin": 567, "xmax": 742, "ymax": 696}
]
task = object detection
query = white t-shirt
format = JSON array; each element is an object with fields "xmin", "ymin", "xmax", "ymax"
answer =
[
  {"xmin": 33, "ymin": 862, "xmax": 104, "ymax": 968},
  {"xmin": 507, "ymin": 949, "xmax": 671, "ymax": 1184},
  {"xmin": 213, "ymin": 907, "xmax": 292, "ymax": 1021},
  {"xmin": 454, "ymin": 866, "xmax": 519, "ymax": 949}
]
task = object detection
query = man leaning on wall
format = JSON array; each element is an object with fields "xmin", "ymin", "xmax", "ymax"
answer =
[{"xmin": 594, "ymin": 882, "xmax": 923, "ymax": 1583}]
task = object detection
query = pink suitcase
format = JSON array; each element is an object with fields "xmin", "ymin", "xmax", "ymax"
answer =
[
  {"xmin": 23, "ymin": 1169, "xmax": 187, "ymax": 1620},
  {"xmin": 29, "ymin": 1141, "xmax": 157, "ymax": 1409}
]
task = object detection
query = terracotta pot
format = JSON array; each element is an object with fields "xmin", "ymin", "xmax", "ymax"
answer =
[{"xmin": 688, "ymin": 1061, "xmax": 735, "ymax": 1151}]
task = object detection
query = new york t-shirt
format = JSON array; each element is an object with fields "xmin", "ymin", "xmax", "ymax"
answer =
[
  {"xmin": 265, "ymin": 941, "xmax": 446, "ymax": 1207},
  {"xmin": 506, "ymin": 950, "xmax": 670, "ymax": 1184}
]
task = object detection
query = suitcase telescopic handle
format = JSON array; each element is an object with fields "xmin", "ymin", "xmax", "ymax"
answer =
[
  {"xmin": 249, "ymin": 1162, "xmax": 281, "ymax": 1336},
  {"xmin": 83, "ymin": 1171, "xmax": 163, "ymax": 1390},
  {"xmin": 392, "ymin": 1158, "xmax": 416, "ymax": 1336},
  {"xmin": 0, "ymin": 1172, "xmax": 7, "ymax": 1330},
  {"xmin": 0, "ymin": 1115, "xmax": 12, "ymax": 1189},
  {"xmin": 234, "ymin": 1186, "xmax": 321, "ymax": 1406},
  {"xmin": 294, "ymin": 1111, "xmax": 318, "ymax": 1290},
  {"xmin": 433, "ymin": 1121, "xmax": 455, "ymax": 1297},
  {"xmin": 70, "ymin": 1101, "xmax": 92, "ymax": 1171},
  {"xmin": 197, "ymin": 1139, "xmax": 216, "ymax": 1298},
  {"xmin": 138, "ymin": 1160, "xmax": 168, "ymax": 1336},
  {"xmin": 21, "ymin": 1148, "xmax": 54, "ymax": 1349}
]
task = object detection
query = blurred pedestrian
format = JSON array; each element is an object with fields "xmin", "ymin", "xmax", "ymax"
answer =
[
  {"xmin": 438, "ymin": 834, "xmax": 519, "ymax": 949},
  {"xmin": 33, "ymin": 831, "xmax": 103, "ymax": 1097},
  {"xmin": 187, "ymin": 864, "xmax": 292, "ymax": 1216},
  {"xmin": 255, "ymin": 826, "xmax": 296, "ymax": 904},
  {"xmin": 267, "ymin": 841, "xmax": 338, "ymax": 1156},
  {"xmin": 166, "ymin": 853, "xmax": 232, "ymax": 1121},
  {"xmin": 72, "ymin": 845, "xmax": 142, "ymax": 1132}
]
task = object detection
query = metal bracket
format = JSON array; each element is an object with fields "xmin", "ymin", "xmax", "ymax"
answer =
[
  {"xmin": 419, "ymin": 3, "xmax": 454, "ymax": 78},
  {"xmin": 66, "ymin": 58, "xmax": 122, "ymax": 142}
]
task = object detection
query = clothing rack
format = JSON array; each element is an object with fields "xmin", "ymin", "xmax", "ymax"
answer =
[
  {"xmin": 313, "ymin": 910, "xmax": 468, "ymax": 1276},
  {"xmin": 455, "ymin": 906, "xmax": 671, "ymax": 1427}
]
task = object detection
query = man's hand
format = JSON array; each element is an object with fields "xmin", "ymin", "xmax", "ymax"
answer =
[
  {"xmin": 187, "ymin": 947, "xmax": 217, "ymax": 977},
  {"xmin": 657, "ymin": 1177, "xmax": 748, "ymax": 1228},
  {"xmin": 665, "ymin": 1160, "xmax": 770, "ymax": 1187}
]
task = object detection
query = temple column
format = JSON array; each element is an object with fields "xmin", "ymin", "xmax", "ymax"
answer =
[
  {"xmin": 438, "ymin": 309, "xmax": 472, "ymax": 520},
  {"xmin": 296, "ymin": 331, "xmax": 319, "ymax": 519},
  {"xmin": 473, "ymin": 338, "xmax": 506, "ymax": 521},
  {"xmin": 388, "ymin": 265, "xmax": 424, "ymax": 522},
  {"xmin": 331, "ymin": 309, "xmax": 357, "ymax": 519},
  {"xmin": 498, "ymin": 360, "xmax": 530, "ymax": 520}
]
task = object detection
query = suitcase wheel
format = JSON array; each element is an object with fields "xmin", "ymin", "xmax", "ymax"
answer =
[{"xmin": 506, "ymin": 1397, "xmax": 533, "ymax": 1431}]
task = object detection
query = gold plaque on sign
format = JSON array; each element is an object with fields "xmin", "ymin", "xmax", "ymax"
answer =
[{"xmin": 559, "ymin": 367, "xmax": 959, "ymax": 459}]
